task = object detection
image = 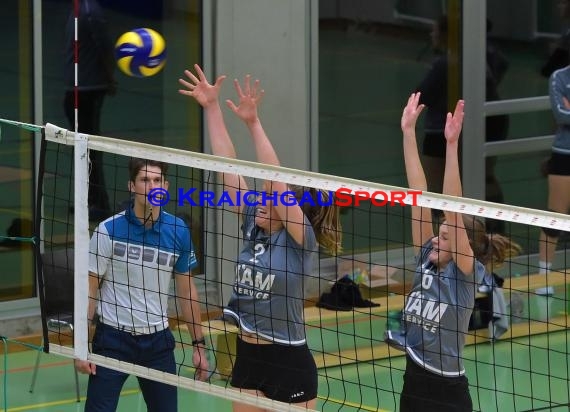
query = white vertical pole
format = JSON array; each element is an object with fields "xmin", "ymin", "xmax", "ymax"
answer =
[
  {"xmin": 74, "ymin": 132, "xmax": 90, "ymax": 360},
  {"xmin": 73, "ymin": 0, "xmax": 90, "ymax": 360},
  {"xmin": 309, "ymin": 0, "xmax": 318, "ymax": 172}
]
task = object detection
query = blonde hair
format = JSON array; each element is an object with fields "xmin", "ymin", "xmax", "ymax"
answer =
[
  {"xmin": 462, "ymin": 216, "xmax": 522, "ymax": 268},
  {"xmin": 291, "ymin": 186, "xmax": 342, "ymax": 256}
]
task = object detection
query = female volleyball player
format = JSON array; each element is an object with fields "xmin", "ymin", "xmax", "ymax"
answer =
[
  {"xmin": 179, "ymin": 64, "xmax": 341, "ymax": 411},
  {"xmin": 395, "ymin": 93, "xmax": 519, "ymax": 411},
  {"xmin": 537, "ymin": 63, "xmax": 570, "ymax": 277}
]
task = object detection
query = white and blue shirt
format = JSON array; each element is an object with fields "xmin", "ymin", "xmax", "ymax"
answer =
[{"xmin": 89, "ymin": 208, "xmax": 197, "ymax": 330}]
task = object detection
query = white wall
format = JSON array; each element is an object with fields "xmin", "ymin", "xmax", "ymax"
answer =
[
  {"xmin": 205, "ymin": 0, "xmax": 316, "ymax": 305},
  {"xmin": 213, "ymin": 0, "xmax": 312, "ymax": 168}
]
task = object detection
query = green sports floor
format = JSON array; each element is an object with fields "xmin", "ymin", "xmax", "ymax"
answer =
[{"xmin": 2, "ymin": 330, "xmax": 570, "ymax": 411}]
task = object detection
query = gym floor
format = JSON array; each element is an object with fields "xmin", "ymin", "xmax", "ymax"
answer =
[{"xmin": 2, "ymin": 329, "xmax": 570, "ymax": 411}]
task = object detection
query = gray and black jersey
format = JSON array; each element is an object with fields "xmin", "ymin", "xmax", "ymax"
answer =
[
  {"xmin": 549, "ymin": 66, "xmax": 570, "ymax": 154},
  {"xmin": 402, "ymin": 239, "xmax": 484, "ymax": 376},
  {"xmin": 224, "ymin": 200, "xmax": 318, "ymax": 345}
]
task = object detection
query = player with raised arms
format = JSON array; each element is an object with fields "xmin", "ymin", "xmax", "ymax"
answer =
[
  {"xmin": 179, "ymin": 64, "xmax": 341, "ymax": 411},
  {"xmin": 388, "ymin": 93, "xmax": 519, "ymax": 411}
]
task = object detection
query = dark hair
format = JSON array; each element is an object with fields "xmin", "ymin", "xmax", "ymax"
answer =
[
  {"xmin": 461, "ymin": 216, "xmax": 522, "ymax": 267},
  {"xmin": 290, "ymin": 185, "xmax": 342, "ymax": 256},
  {"xmin": 128, "ymin": 158, "xmax": 168, "ymax": 182}
]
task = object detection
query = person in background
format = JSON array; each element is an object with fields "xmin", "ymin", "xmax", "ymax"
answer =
[
  {"xmin": 179, "ymin": 64, "xmax": 342, "ymax": 411},
  {"xmin": 416, "ymin": 16, "xmax": 509, "ymax": 232},
  {"xmin": 541, "ymin": 0, "xmax": 570, "ymax": 78},
  {"xmin": 537, "ymin": 62, "xmax": 570, "ymax": 278},
  {"xmin": 537, "ymin": 0, "xmax": 570, "ymax": 282},
  {"xmin": 64, "ymin": 0, "xmax": 116, "ymax": 220}
]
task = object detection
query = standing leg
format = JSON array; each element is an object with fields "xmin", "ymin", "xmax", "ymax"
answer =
[
  {"xmin": 85, "ymin": 325, "xmax": 133, "ymax": 412},
  {"xmin": 539, "ymin": 174, "xmax": 570, "ymax": 273},
  {"xmin": 137, "ymin": 330, "xmax": 177, "ymax": 412},
  {"xmin": 84, "ymin": 366, "xmax": 129, "ymax": 412}
]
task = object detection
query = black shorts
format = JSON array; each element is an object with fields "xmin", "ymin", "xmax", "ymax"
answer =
[
  {"xmin": 547, "ymin": 152, "xmax": 570, "ymax": 176},
  {"xmin": 230, "ymin": 338, "xmax": 317, "ymax": 403},
  {"xmin": 400, "ymin": 356, "xmax": 472, "ymax": 412}
]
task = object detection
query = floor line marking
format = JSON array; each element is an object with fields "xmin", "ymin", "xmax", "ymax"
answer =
[{"xmin": 7, "ymin": 389, "xmax": 140, "ymax": 411}]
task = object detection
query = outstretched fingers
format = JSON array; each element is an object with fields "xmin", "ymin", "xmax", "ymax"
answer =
[
  {"xmin": 233, "ymin": 75, "xmax": 262, "ymax": 99},
  {"xmin": 227, "ymin": 75, "xmax": 264, "ymax": 124},
  {"xmin": 178, "ymin": 65, "xmax": 202, "ymax": 92},
  {"xmin": 192, "ymin": 63, "xmax": 207, "ymax": 81},
  {"xmin": 178, "ymin": 76, "xmax": 195, "ymax": 95},
  {"xmin": 252, "ymin": 79, "xmax": 263, "ymax": 100},
  {"xmin": 233, "ymin": 77, "xmax": 244, "ymax": 98},
  {"xmin": 188, "ymin": 66, "xmax": 201, "ymax": 83},
  {"xmin": 232, "ymin": 75, "xmax": 252, "ymax": 98},
  {"xmin": 178, "ymin": 64, "xmax": 227, "ymax": 107}
]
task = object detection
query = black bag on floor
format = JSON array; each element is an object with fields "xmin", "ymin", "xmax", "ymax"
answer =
[{"xmin": 317, "ymin": 275, "xmax": 380, "ymax": 311}]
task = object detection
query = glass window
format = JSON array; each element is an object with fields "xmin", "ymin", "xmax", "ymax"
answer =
[
  {"xmin": 0, "ymin": 1, "xmax": 35, "ymax": 302},
  {"xmin": 0, "ymin": 0, "xmax": 204, "ymax": 304},
  {"xmin": 488, "ymin": 152, "xmax": 551, "ymax": 254},
  {"xmin": 319, "ymin": 2, "xmax": 463, "ymax": 253},
  {"xmin": 487, "ymin": 0, "xmax": 568, "ymax": 100},
  {"xmin": 43, "ymin": 0, "xmax": 202, "ymax": 148},
  {"xmin": 42, "ymin": 3, "xmax": 203, "ymax": 170}
]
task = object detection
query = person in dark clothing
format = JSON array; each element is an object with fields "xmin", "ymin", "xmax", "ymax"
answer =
[
  {"xmin": 416, "ymin": 16, "xmax": 509, "ymax": 233},
  {"xmin": 541, "ymin": 0, "xmax": 570, "ymax": 78},
  {"xmin": 537, "ymin": 0, "xmax": 570, "ymax": 276},
  {"xmin": 415, "ymin": 16, "xmax": 449, "ymax": 190},
  {"xmin": 64, "ymin": 0, "xmax": 116, "ymax": 220}
]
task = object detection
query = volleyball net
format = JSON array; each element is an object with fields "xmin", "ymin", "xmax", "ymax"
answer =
[{"xmin": 35, "ymin": 122, "xmax": 570, "ymax": 411}]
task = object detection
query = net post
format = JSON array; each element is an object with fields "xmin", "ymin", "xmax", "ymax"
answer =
[{"xmin": 74, "ymin": 132, "xmax": 90, "ymax": 360}]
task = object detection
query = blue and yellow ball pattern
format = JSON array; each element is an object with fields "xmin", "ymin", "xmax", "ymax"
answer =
[{"xmin": 115, "ymin": 28, "xmax": 166, "ymax": 78}]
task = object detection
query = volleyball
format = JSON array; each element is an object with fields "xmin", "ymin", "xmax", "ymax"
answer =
[{"xmin": 115, "ymin": 28, "xmax": 166, "ymax": 78}]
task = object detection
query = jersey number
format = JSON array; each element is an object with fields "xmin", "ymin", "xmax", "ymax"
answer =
[
  {"xmin": 421, "ymin": 272, "xmax": 434, "ymax": 289},
  {"xmin": 249, "ymin": 243, "xmax": 266, "ymax": 264}
]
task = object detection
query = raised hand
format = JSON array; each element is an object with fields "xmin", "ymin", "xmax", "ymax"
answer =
[
  {"xmin": 226, "ymin": 75, "xmax": 265, "ymax": 126},
  {"xmin": 401, "ymin": 92, "xmax": 425, "ymax": 134},
  {"xmin": 178, "ymin": 64, "xmax": 226, "ymax": 108},
  {"xmin": 444, "ymin": 100, "xmax": 465, "ymax": 144}
]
